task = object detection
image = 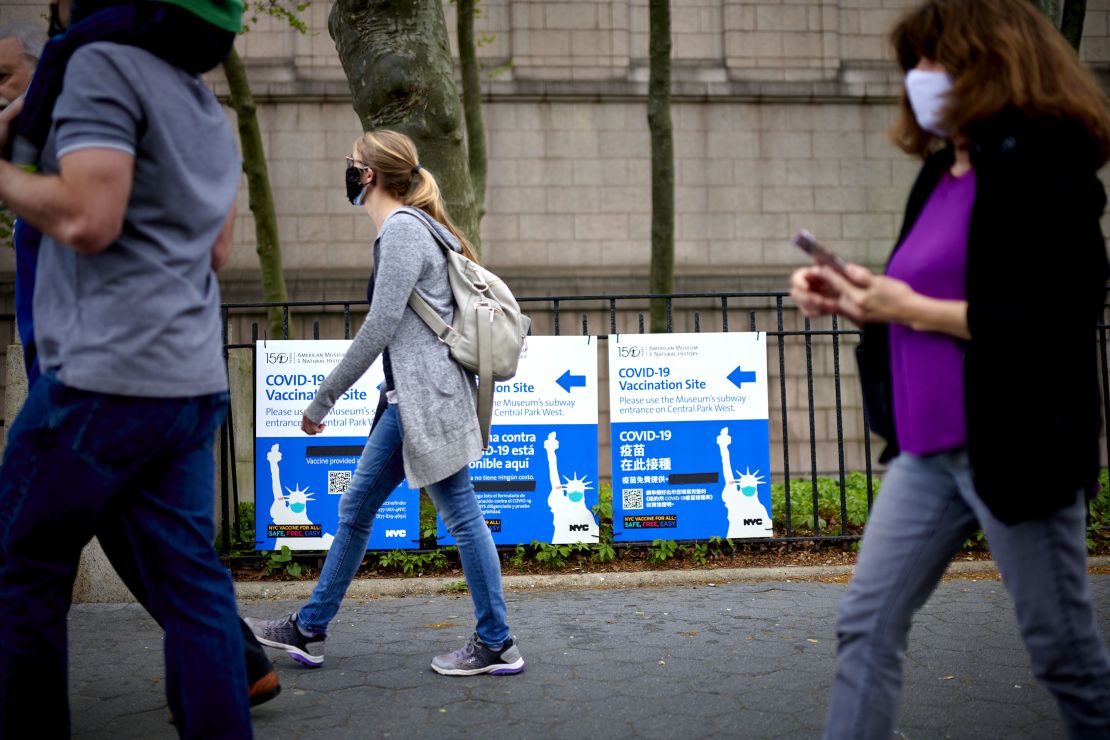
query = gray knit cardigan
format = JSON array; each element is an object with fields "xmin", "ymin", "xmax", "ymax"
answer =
[{"xmin": 304, "ymin": 207, "xmax": 483, "ymax": 489}]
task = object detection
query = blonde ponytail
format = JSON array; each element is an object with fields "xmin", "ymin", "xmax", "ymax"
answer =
[
  {"xmin": 354, "ymin": 129, "xmax": 479, "ymax": 262},
  {"xmin": 404, "ymin": 167, "xmax": 478, "ymax": 262}
]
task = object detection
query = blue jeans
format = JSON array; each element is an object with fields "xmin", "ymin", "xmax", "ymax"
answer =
[
  {"xmin": 298, "ymin": 404, "xmax": 510, "ymax": 648},
  {"xmin": 0, "ymin": 373, "xmax": 251, "ymax": 739},
  {"xmin": 823, "ymin": 449, "xmax": 1110, "ymax": 740}
]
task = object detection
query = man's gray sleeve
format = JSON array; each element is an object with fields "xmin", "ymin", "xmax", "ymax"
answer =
[{"xmin": 52, "ymin": 44, "xmax": 141, "ymax": 158}]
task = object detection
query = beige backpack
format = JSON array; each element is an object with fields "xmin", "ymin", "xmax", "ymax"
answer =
[{"xmin": 401, "ymin": 208, "xmax": 531, "ymax": 448}]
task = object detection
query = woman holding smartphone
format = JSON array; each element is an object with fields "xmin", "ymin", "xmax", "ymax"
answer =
[
  {"xmin": 247, "ymin": 130, "xmax": 524, "ymax": 677},
  {"xmin": 791, "ymin": 1, "xmax": 1110, "ymax": 737}
]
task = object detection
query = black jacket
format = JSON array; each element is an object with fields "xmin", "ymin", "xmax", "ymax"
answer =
[{"xmin": 857, "ymin": 110, "xmax": 1110, "ymax": 524}]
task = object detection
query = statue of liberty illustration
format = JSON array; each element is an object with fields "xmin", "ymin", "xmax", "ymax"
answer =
[
  {"xmin": 544, "ymin": 431, "xmax": 598, "ymax": 544},
  {"xmin": 267, "ymin": 443, "xmax": 335, "ymax": 550},
  {"xmin": 716, "ymin": 427, "xmax": 772, "ymax": 538}
]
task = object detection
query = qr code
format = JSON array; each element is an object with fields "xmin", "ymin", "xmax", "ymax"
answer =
[
  {"xmin": 328, "ymin": 470, "xmax": 352, "ymax": 494},
  {"xmin": 623, "ymin": 488, "xmax": 644, "ymax": 510}
]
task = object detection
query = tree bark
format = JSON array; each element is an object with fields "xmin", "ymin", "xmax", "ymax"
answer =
[
  {"xmin": 457, "ymin": 0, "xmax": 487, "ymax": 229},
  {"xmin": 329, "ymin": 0, "xmax": 479, "ymax": 251},
  {"xmin": 1033, "ymin": 0, "xmax": 1063, "ymax": 26},
  {"xmin": 647, "ymin": 0, "xmax": 674, "ymax": 333},
  {"xmin": 222, "ymin": 47, "xmax": 292, "ymax": 339},
  {"xmin": 1060, "ymin": 0, "xmax": 1087, "ymax": 50},
  {"xmin": 1031, "ymin": 0, "xmax": 1087, "ymax": 51}
]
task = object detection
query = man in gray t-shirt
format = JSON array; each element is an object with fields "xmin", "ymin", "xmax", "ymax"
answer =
[
  {"xmin": 0, "ymin": 40, "xmax": 251, "ymax": 738},
  {"xmin": 34, "ymin": 41, "xmax": 236, "ymax": 396}
]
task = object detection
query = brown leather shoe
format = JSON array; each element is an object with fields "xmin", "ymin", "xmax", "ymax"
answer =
[
  {"xmin": 169, "ymin": 670, "xmax": 281, "ymax": 724},
  {"xmin": 248, "ymin": 670, "xmax": 281, "ymax": 707}
]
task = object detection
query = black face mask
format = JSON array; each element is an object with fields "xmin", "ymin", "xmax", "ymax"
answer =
[{"xmin": 346, "ymin": 166, "xmax": 368, "ymax": 205}]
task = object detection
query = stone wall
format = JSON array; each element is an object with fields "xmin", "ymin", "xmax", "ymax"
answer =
[{"xmin": 2, "ymin": 0, "xmax": 1109, "ymax": 479}]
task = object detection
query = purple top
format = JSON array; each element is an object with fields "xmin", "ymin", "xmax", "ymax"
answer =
[{"xmin": 885, "ymin": 170, "xmax": 976, "ymax": 455}]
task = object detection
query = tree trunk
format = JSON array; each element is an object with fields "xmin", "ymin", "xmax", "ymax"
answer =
[
  {"xmin": 222, "ymin": 47, "xmax": 292, "ymax": 339},
  {"xmin": 329, "ymin": 0, "xmax": 479, "ymax": 250},
  {"xmin": 647, "ymin": 0, "xmax": 674, "ymax": 333},
  {"xmin": 1060, "ymin": 0, "xmax": 1087, "ymax": 50},
  {"xmin": 1031, "ymin": 0, "xmax": 1087, "ymax": 51},
  {"xmin": 458, "ymin": 0, "xmax": 487, "ymax": 230},
  {"xmin": 1033, "ymin": 0, "xmax": 1063, "ymax": 26}
]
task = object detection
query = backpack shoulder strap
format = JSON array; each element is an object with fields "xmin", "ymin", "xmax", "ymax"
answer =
[{"xmin": 392, "ymin": 207, "xmax": 455, "ymax": 337}]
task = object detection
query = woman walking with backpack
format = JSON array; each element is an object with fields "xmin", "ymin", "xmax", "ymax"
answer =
[{"xmin": 246, "ymin": 130, "xmax": 524, "ymax": 677}]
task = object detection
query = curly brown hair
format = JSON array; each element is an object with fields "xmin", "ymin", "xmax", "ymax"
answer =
[{"xmin": 889, "ymin": 0, "xmax": 1110, "ymax": 163}]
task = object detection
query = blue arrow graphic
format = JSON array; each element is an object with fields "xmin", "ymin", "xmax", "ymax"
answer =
[
  {"xmin": 727, "ymin": 366, "xmax": 757, "ymax": 389},
  {"xmin": 556, "ymin": 370, "xmax": 587, "ymax": 393}
]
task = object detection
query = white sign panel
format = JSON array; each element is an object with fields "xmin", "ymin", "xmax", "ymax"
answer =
[
  {"xmin": 440, "ymin": 335, "xmax": 601, "ymax": 545},
  {"xmin": 608, "ymin": 332, "xmax": 772, "ymax": 541},
  {"xmin": 255, "ymin": 340, "xmax": 418, "ymax": 550}
]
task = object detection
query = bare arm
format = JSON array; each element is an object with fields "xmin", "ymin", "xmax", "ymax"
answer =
[
  {"xmin": 0, "ymin": 148, "xmax": 132, "ymax": 254},
  {"xmin": 210, "ymin": 202, "xmax": 236, "ymax": 271}
]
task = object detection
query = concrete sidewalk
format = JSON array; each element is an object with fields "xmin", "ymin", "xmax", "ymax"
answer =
[{"xmin": 67, "ymin": 563, "xmax": 1110, "ymax": 739}]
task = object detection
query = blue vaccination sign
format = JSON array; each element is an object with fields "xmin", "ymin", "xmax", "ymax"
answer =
[
  {"xmin": 254, "ymin": 340, "xmax": 419, "ymax": 551},
  {"xmin": 438, "ymin": 336, "xmax": 600, "ymax": 546},
  {"xmin": 608, "ymin": 332, "xmax": 772, "ymax": 542}
]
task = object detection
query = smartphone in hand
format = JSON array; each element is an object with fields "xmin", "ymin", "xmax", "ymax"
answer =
[{"xmin": 793, "ymin": 229, "xmax": 849, "ymax": 276}]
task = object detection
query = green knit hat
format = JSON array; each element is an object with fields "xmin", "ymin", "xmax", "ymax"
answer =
[{"xmin": 157, "ymin": 0, "xmax": 243, "ymax": 33}]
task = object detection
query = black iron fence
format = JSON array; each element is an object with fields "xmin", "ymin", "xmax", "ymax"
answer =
[{"xmin": 216, "ymin": 291, "xmax": 1110, "ymax": 556}]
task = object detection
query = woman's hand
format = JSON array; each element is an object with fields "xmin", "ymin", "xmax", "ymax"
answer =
[
  {"xmin": 817, "ymin": 264, "xmax": 970, "ymax": 339},
  {"xmin": 790, "ymin": 266, "xmax": 844, "ymax": 318},
  {"xmin": 301, "ymin": 415, "xmax": 326, "ymax": 435},
  {"xmin": 821, "ymin": 264, "xmax": 919, "ymax": 326}
]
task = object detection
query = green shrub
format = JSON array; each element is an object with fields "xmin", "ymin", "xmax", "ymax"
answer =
[
  {"xmin": 531, "ymin": 541, "xmax": 569, "ymax": 568},
  {"xmin": 264, "ymin": 545, "xmax": 302, "ymax": 577},
  {"xmin": 647, "ymin": 538, "xmax": 681, "ymax": 564},
  {"xmin": 420, "ymin": 490, "xmax": 439, "ymax": 548},
  {"xmin": 443, "ymin": 580, "xmax": 469, "ymax": 594},
  {"xmin": 708, "ymin": 535, "xmax": 735, "ymax": 555},
  {"xmin": 593, "ymin": 484, "xmax": 613, "ymax": 545},
  {"xmin": 245, "ymin": 469, "xmax": 1110, "ymax": 580},
  {"xmin": 529, "ymin": 540, "xmax": 591, "ymax": 569},
  {"xmin": 1087, "ymin": 470, "xmax": 1110, "ymax": 551},
  {"xmin": 218, "ymin": 501, "xmax": 257, "ymax": 556},
  {"xmin": 592, "ymin": 542, "xmax": 617, "ymax": 563},
  {"xmin": 509, "ymin": 544, "xmax": 528, "ymax": 569},
  {"xmin": 377, "ymin": 549, "xmax": 448, "ymax": 576},
  {"xmin": 770, "ymin": 471, "xmax": 877, "ymax": 535}
]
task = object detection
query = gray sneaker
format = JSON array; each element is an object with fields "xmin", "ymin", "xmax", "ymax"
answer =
[
  {"xmin": 245, "ymin": 613, "xmax": 325, "ymax": 668},
  {"xmin": 431, "ymin": 633, "xmax": 525, "ymax": 676}
]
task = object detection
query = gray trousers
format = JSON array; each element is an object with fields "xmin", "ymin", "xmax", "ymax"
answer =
[{"xmin": 823, "ymin": 449, "xmax": 1110, "ymax": 739}]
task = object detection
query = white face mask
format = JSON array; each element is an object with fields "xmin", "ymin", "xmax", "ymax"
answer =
[{"xmin": 904, "ymin": 68, "xmax": 954, "ymax": 137}]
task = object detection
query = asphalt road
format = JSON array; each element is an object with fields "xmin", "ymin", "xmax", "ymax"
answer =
[{"xmin": 65, "ymin": 571, "xmax": 1110, "ymax": 739}]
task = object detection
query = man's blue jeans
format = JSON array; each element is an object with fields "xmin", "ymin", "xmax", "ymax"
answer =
[
  {"xmin": 298, "ymin": 404, "xmax": 510, "ymax": 648},
  {"xmin": 823, "ymin": 449, "xmax": 1110, "ymax": 740},
  {"xmin": 0, "ymin": 373, "xmax": 251, "ymax": 739}
]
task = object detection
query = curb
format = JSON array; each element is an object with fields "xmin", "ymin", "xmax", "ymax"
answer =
[{"xmin": 234, "ymin": 555, "xmax": 1110, "ymax": 602}]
